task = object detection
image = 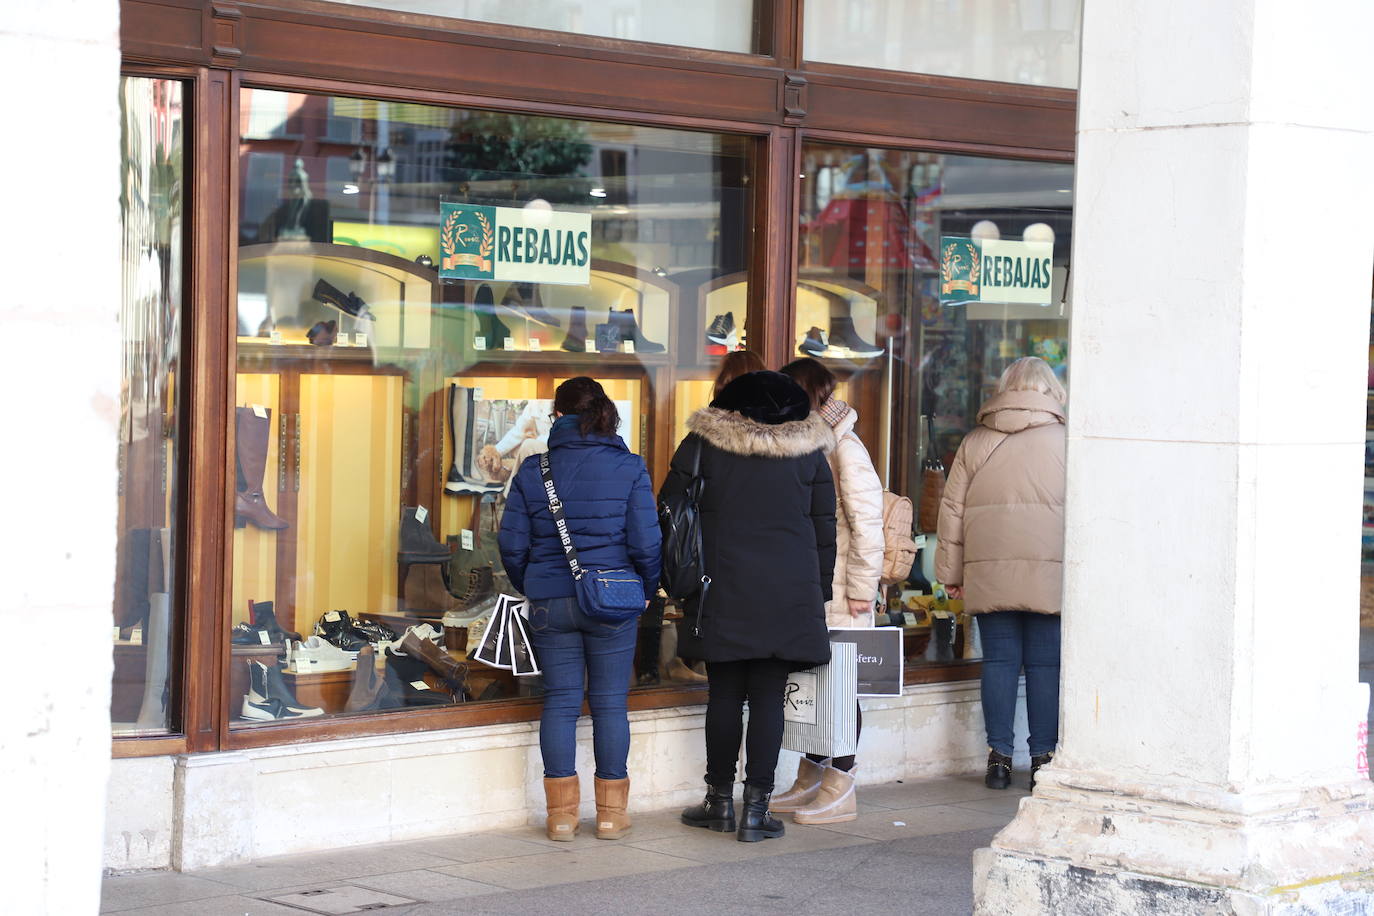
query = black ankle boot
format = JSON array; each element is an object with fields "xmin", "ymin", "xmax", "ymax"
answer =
[
  {"xmin": 1030, "ymin": 752, "xmax": 1054, "ymax": 792},
  {"xmin": 561, "ymin": 306, "xmax": 588, "ymax": 351},
  {"xmin": 985, "ymin": 750, "xmax": 1012, "ymax": 790},
  {"xmin": 681, "ymin": 783, "xmax": 736, "ymax": 832},
  {"xmin": 737, "ymin": 784, "xmax": 784, "ymax": 843}
]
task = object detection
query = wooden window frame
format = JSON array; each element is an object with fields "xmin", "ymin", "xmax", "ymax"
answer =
[{"xmin": 115, "ymin": 0, "xmax": 1072, "ymax": 757}]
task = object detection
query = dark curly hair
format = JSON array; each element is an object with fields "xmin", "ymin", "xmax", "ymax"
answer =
[{"xmin": 553, "ymin": 376, "xmax": 620, "ymax": 437}]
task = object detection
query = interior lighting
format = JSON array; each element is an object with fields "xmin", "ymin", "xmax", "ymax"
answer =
[
  {"xmin": 1023, "ymin": 222, "xmax": 1055, "ymax": 245},
  {"xmin": 589, "ymin": 187, "xmax": 608, "ymax": 198},
  {"xmin": 970, "ymin": 220, "xmax": 1000, "ymax": 241},
  {"xmin": 342, "ymin": 183, "xmax": 360, "ymax": 195}
]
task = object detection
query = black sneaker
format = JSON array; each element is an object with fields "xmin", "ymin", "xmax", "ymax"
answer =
[
  {"xmin": 985, "ymin": 750, "xmax": 1012, "ymax": 790},
  {"xmin": 316, "ymin": 611, "xmax": 369, "ymax": 652},
  {"xmin": 799, "ymin": 326, "xmax": 829, "ymax": 357},
  {"xmin": 312, "ymin": 278, "xmax": 375, "ymax": 322},
  {"xmin": 231, "ymin": 623, "xmax": 271, "ymax": 646},
  {"xmin": 705, "ymin": 311, "xmax": 736, "ymax": 347}
]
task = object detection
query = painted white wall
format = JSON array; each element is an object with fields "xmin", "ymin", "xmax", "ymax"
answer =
[
  {"xmin": 104, "ymin": 681, "xmax": 1017, "ymax": 870},
  {"xmin": 977, "ymin": 0, "xmax": 1374, "ymax": 909},
  {"xmin": 0, "ymin": 0, "xmax": 121, "ymax": 911}
]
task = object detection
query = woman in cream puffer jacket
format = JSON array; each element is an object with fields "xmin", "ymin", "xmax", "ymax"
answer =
[
  {"xmin": 935, "ymin": 356, "xmax": 1066, "ymax": 794},
  {"xmin": 771, "ymin": 358, "xmax": 885, "ymax": 826}
]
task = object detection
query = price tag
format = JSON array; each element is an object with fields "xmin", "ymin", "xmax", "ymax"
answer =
[
  {"xmin": 528, "ymin": 337, "xmax": 542, "ymax": 352},
  {"xmin": 503, "ymin": 336, "xmax": 516, "ymax": 350},
  {"xmin": 252, "ymin": 404, "xmax": 267, "ymax": 419},
  {"xmin": 258, "ymin": 630, "xmax": 272, "ymax": 646},
  {"xmin": 585, "ymin": 340, "xmax": 596, "ymax": 353},
  {"xmin": 473, "ymin": 388, "xmax": 484, "ymax": 401},
  {"xmin": 460, "ymin": 529, "xmax": 474, "ymax": 551},
  {"xmin": 902, "ymin": 612, "xmax": 920, "ymax": 627},
  {"xmin": 325, "ymin": 610, "xmax": 341, "ymax": 622},
  {"xmin": 415, "ymin": 505, "xmax": 428, "ymax": 524},
  {"xmin": 913, "ymin": 533, "xmax": 927, "ymax": 550},
  {"xmin": 473, "ymin": 337, "xmax": 487, "ymax": 350},
  {"xmin": 622, "ymin": 340, "xmax": 635, "ymax": 355},
  {"xmin": 269, "ymin": 330, "xmax": 283, "ymax": 345},
  {"xmin": 129, "ymin": 627, "xmax": 143, "ymax": 646},
  {"xmin": 410, "ymin": 680, "xmax": 429, "ymax": 691},
  {"xmin": 112, "ymin": 626, "xmax": 122, "ymax": 641},
  {"xmin": 353, "ymin": 332, "xmax": 367, "ymax": 347}
]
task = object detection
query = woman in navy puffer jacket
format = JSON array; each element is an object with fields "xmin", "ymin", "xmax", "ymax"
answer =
[{"xmin": 498, "ymin": 376, "xmax": 661, "ymax": 843}]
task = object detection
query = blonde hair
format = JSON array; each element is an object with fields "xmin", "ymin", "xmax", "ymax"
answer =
[{"xmin": 995, "ymin": 356, "xmax": 1066, "ymax": 404}]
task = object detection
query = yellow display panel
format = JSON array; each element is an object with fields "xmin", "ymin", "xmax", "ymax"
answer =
[
  {"xmin": 673, "ymin": 379, "xmax": 714, "ymax": 446},
  {"xmin": 295, "ymin": 374, "xmax": 403, "ymax": 623},
  {"xmin": 231, "ymin": 374, "xmax": 280, "ymax": 624}
]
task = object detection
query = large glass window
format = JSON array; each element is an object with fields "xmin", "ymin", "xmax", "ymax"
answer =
[
  {"xmin": 797, "ymin": 143, "xmax": 1073, "ymax": 672},
  {"xmin": 113, "ymin": 76, "xmax": 185, "ymax": 736},
  {"xmin": 230, "ymin": 89, "xmax": 752, "ymax": 727},
  {"xmin": 804, "ymin": 0, "xmax": 1081, "ymax": 88},
  {"xmin": 324, "ymin": 1, "xmax": 760, "ymax": 54}
]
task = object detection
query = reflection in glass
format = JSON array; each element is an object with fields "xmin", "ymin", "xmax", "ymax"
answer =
[
  {"xmin": 797, "ymin": 143, "xmax": 1072, "ymax": 667},
  {"xmin": 230, "ymin": 89, "xmax": 752, "ymax": 726},
  {"xmin": 804, "ymin": 0, "xmax": 1081, "ymax": 88},
  {"xmin": 325, "ymin": 0, "xmax": 759, "ymax": 53},
  {"xmin": 113, "ymin": 77, "xmax": 185, "ymax": 736}
]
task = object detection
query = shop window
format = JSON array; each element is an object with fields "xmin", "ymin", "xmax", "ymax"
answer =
[
  {"xmin": 112, "ymin": 76, "xmax": 186, "ymax": 736},
  {"xmin": 796, "ymin": 142, "xmax": 1073, "ymax": 674},
  {"xmin": 321, "ymin": 0, "xmax": 761, "ymax": 54},
  {"xmin": 804, "ymin": 0, "xmax": 1081, "ymax": 88},
  {"xmin": 230, "ymin": 89, "xmax": 753, "ymax": 727}
]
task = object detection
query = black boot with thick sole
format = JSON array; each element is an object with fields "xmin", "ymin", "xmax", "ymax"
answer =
[
  {"xmin": 681, "ymin": 783, "xmax": 736, "ymax": 832},
  {"xmin": 985, "ymin": 750, "xmax": 1013, "ymax": 789},
  {"xmin": 737, "ymin": 784, "xmax": 784, "ymax": 842}
]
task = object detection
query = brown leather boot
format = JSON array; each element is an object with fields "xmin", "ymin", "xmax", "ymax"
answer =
[
  {"xmin": 399, "ymin": 627, "xmax": 468, "ymax": 691},
  {"xmin": 403, "ymin": 564, "xmax": 462, "ymax": 615},
  {"xmin": 234, "ymin": 407, "xmax": 288, "ymax": 530},
  {"xmin": 544, "ymin": 775, "xmax": 580, "ymax": 842},
  {"xmin": 594, "ymin": 777, "xmax": 631, "ymax": 840}
]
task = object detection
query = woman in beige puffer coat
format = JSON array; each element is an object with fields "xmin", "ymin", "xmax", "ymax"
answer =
[
  {"xmin": 770, "ymin": 358, "xmax": 885, "ymax": 825},
  {"xmin": 935, "ymin": 356, "xmax": 1066, "ymax": 794}
]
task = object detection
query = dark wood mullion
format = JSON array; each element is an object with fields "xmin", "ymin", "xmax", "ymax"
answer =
[
  {"xmin": 182, "ymin": 65, "xmax": 235, "ymax": 754},
  {"xmin": 750, "ymin": 127, "xmax": 801, "ymax": 371}
]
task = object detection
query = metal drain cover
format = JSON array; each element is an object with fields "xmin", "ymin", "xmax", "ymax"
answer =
[{"xmin": 267, "ymin": 884, "xmax": 416, "ymax": 914}]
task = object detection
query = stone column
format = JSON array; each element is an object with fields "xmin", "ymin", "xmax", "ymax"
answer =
[
  {"xmin": 0, "ymin": 1, "xmax": 121, "ymax": 913},
  {"xmin": 974, "ymin": 0, "xmax": 1374, "ymax": 911}
]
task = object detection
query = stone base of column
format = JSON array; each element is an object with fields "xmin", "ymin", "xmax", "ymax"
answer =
[{"xmin": 973, "ymin": 764, "xmax": 1374, "ymax": 915}]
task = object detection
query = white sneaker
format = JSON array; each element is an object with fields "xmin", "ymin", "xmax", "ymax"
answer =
[{"xmin": 286, "ymin": 636, "xmax": 356, "ymax": 673}]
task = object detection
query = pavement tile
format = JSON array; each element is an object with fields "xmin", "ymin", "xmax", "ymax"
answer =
[
  {"xmin": 628, "ymin": 822, "xmax": 869, "ymax": 865},
  {"xmin": 856, "ymin": 776, "xmax": 1017, "ymax": 809},
  {"xmin": 384, "ymin": 833, "xmax": 557, "ymax": 864},
  {"xmin": 100, "ymin": 873, "xmax": 239, "ymax": 913},
  {"xmin": 808, "ymin": 803, "xmax": 1009, "ymax": 841},
  {"xmin": 433, "ymin": 845, "xmax": 694, "ymax": 890},
  {"xmin": 950, "ymin": 793, "xmax": 1031, "ymax": 817},
  {"xmin": 103, "ymin": 894, "xmax": 302, "ymax": 916},
  {"xmin": 195, "ymin": 846, "xmax": 454, "ymax": 892},
  {"xmin": 349, "ymin": 868, "xmax": 504, "ymax": 901}
]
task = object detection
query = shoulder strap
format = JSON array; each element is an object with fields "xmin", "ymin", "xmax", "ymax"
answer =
[{"xmin": 539, "ymin": 452, "xmax": 584, "ymax": 582}]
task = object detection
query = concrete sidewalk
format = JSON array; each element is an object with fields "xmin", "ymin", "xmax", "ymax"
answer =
[{"xmin": 100, "ymin": 773, "xmax": 1026, "ymax": 915}]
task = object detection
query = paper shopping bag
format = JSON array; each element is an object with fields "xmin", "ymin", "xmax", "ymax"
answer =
[{"xmin": 781, "ymin": 641, "xmax": 858, "ymax": 758}]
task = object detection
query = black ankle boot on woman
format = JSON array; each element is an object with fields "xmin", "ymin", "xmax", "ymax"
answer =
[
  {"xmin": 680, "ymin": 783, "xmax": 736, "ymax": 833},
  {"xmin": 737, "ymin": 785, "xmax": 784, "ymax": 843},
  {"xmin": 985, "ymin": 750, "xmax": 1013, "ymax": 790}
]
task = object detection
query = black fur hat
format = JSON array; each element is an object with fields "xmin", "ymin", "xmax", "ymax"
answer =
[{"xmin": 710, "ymin": 370, "xmax": 811, "ymax": 426}]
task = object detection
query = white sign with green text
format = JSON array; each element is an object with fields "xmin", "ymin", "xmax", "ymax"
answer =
[{"xmin": 940, "ymin": 236, "xmax": 1054, "ymax": 306}]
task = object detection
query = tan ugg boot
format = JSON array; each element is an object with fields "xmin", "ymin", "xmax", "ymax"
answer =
[
  {"xmin": 594, "ymin": 776, "xmax": 632, "ymax": 839},
  {"xmin": 543, "ymin": 775, "xmax": 580, "ymax": 841},
  {"xmin": 792, "ymin": 765, "xmax": 857, "ymax": 825},
  {"xmin": 769, "ymin": 756, "xmax": 826, "ymax": 812},
  {"xmin": 666, "ymin": 657, "xmax": 707, "ymax": 683}
]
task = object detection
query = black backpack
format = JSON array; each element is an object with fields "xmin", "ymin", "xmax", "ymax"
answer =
[{"xmin": 658, "ymin": 437, "xmax": 711, "ymax": 622}]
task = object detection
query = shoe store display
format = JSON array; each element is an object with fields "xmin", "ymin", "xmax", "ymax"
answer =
[
  {"xmin": 450, "ymin": 564, "xmax": 495, "ymax": 609},
  {"xmin": 312, "ymin": 278, "xmax": 375, "ymax": 322},
  {"xmin": 234, "ymin": 407, "xmax": 289, "ymax": 530},
  {"xmin": 231, "ymin": 622, "xmax": 272, "ymax": 646},
  {"xmin": 468, "ymin": 284, "xmax": 510, "ymax": 350},
  {"xmin": 384, "ymin": 646, "xmax": 456, "ymax": 706},
  {"xmin": 705, "ymin": 311, "xmax": 737, "ymax": 349},
  {"xmin": 286, "ymin": 635, "xmax": 356, "ymax": 673},
  {"xmin": 352, "ymin": 617, "xmax": 398, "ymax": 644},
  {"xmin": 404, "ymin": 563, "xmax": 462, "ymax": 616},
  {"xmin": 828, "ymin": 315, "xmax": 884, "ymax": 357},
  {"xmin": 799, "ymin": 326, "xmax": 830, "ymax": 357},
  {"xmin": 399, "ymin": 625, "xmax": 469, "ymax": 690},
  {"xmin": 243, "ymin": 659, "xmax": 324, "ymax": 719},
  {"xmin": 315, "ymin": 610, "xmax": 370, "ymax": 652},
  {"xmin": 561, "ymin": 306, "xmax": 588, "ymax": 352},
  {"xmin": 609, "ymin": 308, "xmax": 665, "ymax": 353},
  {"xmin": 345, "ymin": 645, "xmax": 403, "ymax": 712},
  {"xmin": 594, "ymin": 321, "xmax": 622, "ymax": 353},
  {"xmin": 399, "ymin": 506, "xmax": 452, "ymax": 565},
  {"xmin": 504, "ymin": 282, "xmax": 561, "ymax": 328},
  {"xmin": 306, "ymin": 319, "xmax": 337, "ymax": 346},
  {"xmin": 666, "ymin": 656, "xmax": 707, "ymax": 683},
  {"xmin": 252, "ymin": 600, "xmax": 301, "ymax": 642},
  {"xmin": 445, "ymin": 387, "xmax": 507, "ymax": 495}
]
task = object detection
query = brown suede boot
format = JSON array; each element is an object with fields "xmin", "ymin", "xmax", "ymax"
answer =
[
  {"xmin": 594, "ymin": 777, "xmax": 631, "ymax": 840},
  {"xmin": 543, "ymin": 775, "xmax": 580, "ymax": 842},
  {"xmin": 403, "ymin": 564, "xmax": 462, "ymax": 615}
]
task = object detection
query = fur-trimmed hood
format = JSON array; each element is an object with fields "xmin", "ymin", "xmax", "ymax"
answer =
[{"xmin": 688, "ymin": 407, "xmax": 835, "ymax": 458}]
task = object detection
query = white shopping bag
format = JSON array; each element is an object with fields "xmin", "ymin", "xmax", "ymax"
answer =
[{"xmin": 781, "ymin": 641, "xmax": 858, "ymax": 758}]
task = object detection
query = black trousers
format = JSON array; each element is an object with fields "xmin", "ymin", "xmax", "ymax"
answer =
[{"xmin": 704, "ymin": 658, "xmax": 792, "ymax": 791}]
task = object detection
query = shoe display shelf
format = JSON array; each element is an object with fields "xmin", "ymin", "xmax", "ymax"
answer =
[
  {"xmin": 671, "ymin": 268, "xmax": 749, "ymax": 367},
  {"xmin": 795, "ymin": 275, "xmax": 889, "ymax": 363}
]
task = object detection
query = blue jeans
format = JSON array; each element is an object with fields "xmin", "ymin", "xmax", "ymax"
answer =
[
  {"xmin": 977, "ymin": 611, "xmax": 1061, "ymax": 757},
  {"xmin": 526, "ymin": 596, "xmax": 637, "ymax": 780}
]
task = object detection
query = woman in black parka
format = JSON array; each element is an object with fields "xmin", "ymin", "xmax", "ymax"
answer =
[{"xmin": 660, "ymin": 370, "xmax": 837, "ymax": 843}]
